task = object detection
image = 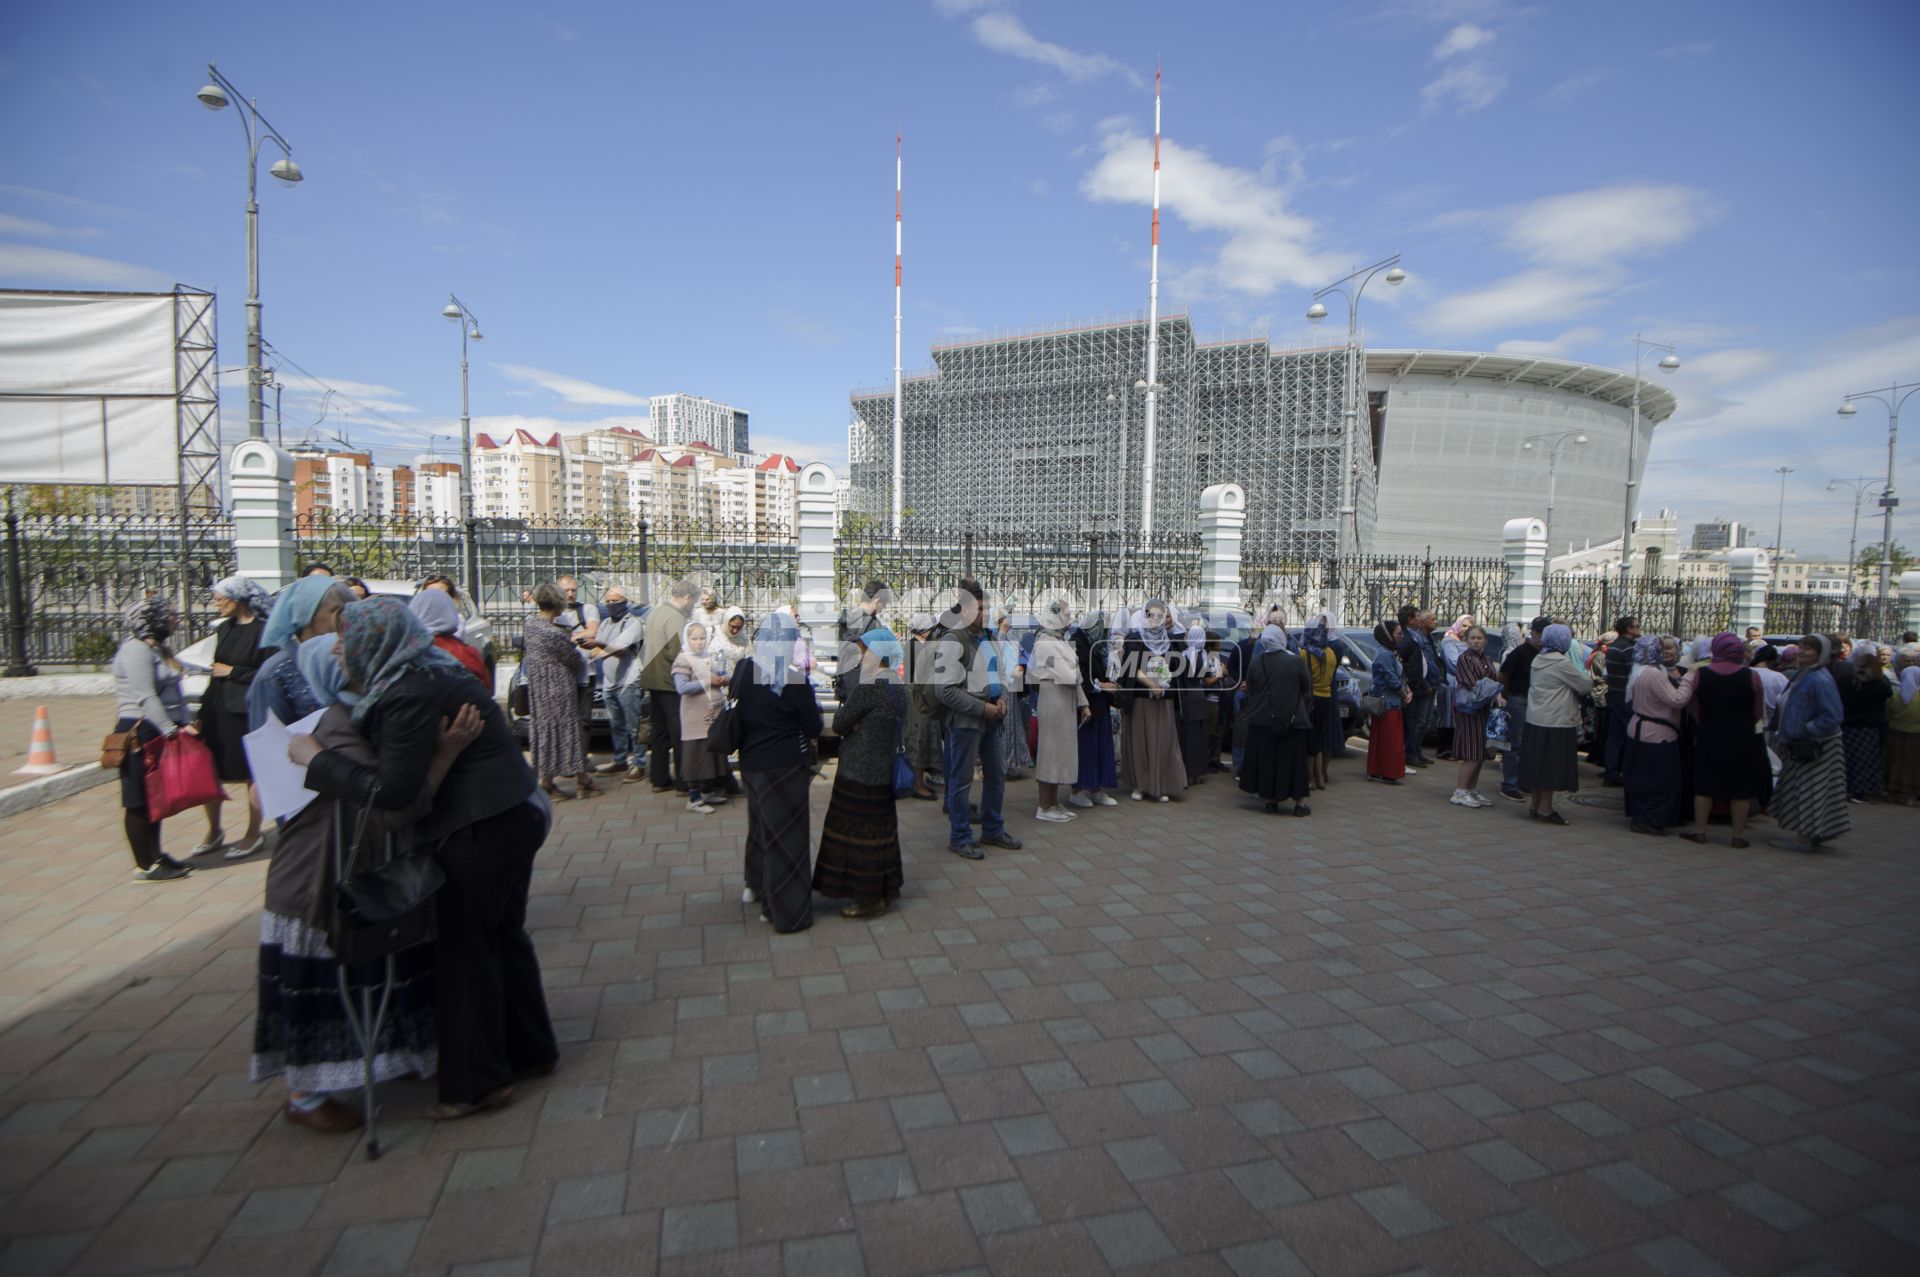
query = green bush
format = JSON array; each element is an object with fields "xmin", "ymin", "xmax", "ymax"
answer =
[{"xmin": 72, "ymin": 629, "xmax": 117, "ymax": 666}]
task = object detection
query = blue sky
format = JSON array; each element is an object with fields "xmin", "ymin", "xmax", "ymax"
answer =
[{"xmin": 3, "ymin": 0, "xmax": 1916, "ymax": 558}]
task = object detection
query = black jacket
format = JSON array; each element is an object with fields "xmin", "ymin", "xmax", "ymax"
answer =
[
  {"xmin": 1242, "ymin": 649, "xmax": 1313, "ymax": 731},
  {"xmin": 305, "ymin": 665, "xmax": 535, "ymax": 842},
  {"xmin": 1604, "ymin": 641, "xmax": 1635, "ymax": 705},
  {"xmin": 730, "ymin": 657, "xmax": 824, "ymax": 772},
  {"xmin": 1072, "ymin": 628, "xmax": 1113, "ymax": 717}
]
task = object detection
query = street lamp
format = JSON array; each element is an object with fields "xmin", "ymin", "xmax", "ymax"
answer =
[
  {"xmin": 1309, "ymin": 254, "xmax": 1405, "ymax": 621},
  {"xmin": 443, "ymin": 294, "xmax": 484, "ymax": 601},
  {"xmin": 1773, "ymin": 466, "xmax": 1794, "ymax": 554},
  {"xmin": 1837, "ymin": 378, "xmax": 1916, "ymax": 624},
  {"xmin": 1827, "ymin": 476, "xmax": 1885, "ymax": 626},
  {"xmin": 1620, "ymin": 334, "xmax": 1680, "ymax": 576},
  {"xmin": 1522, "ymin": 430, "xmax": 1588, "ymax": 555},
  {"xmin": 195, "ymin": 63, "xmax": 303, "ymax": 441}
]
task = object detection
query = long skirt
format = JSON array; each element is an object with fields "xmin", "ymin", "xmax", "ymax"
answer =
[
  {"xmin": 1452, "ymin": 709, "xmax": 1488, "ymax": 763},
  {"xmin": 813, "ymin": 776, "xmax": 903, "ymax": 903},
  {"xmin": 1623, "ymin": 737, "xmax": 1684, "ymax": 830},
  {"xmin": 1366, "ymin": 709, "xmax": 1405, "ymax": 781},
  {"xmin": 745, "ymin": 764, "xmax": 814, "ymax": 933},
  {"xmin": 1306, "ymin": 697, "xmax": 1338, "ymax": 757},
  {"xmin": 1240, "ymin": 725, "xmax": 1309, "ymax": 803},
  {"xmin": 1179, "ymin": 711, "xmax": 1210, "ymax": 784},
  {"xmin": 1519, "ymin": 724, "xmax": 1580, "ymax": 793},
  {"xmin": 1003, "ymin": 695, "xmax": 1034, "ymax": 773},
  {"xmin": 1887, "ymin": 730, "xmax": 1920, "ymax": 801},
  {"xmin": 251, "ymin": 911, "xmax": 436, "ymax": 1094},
  {"xmin": 1842, "ymin": 725, "xmax": 1886, "ymax": 799},
  {"xmin": 679, "ymin": 734, "xmax": 721, "ymax": 785},
  {"xmin": 198, "ymin": 706, "xmax": 253, "ymax": 784},
  {"xmin": 904, "ymin": 705, "xmax": 945, "ymax": 774},
  {"xmin": 1124, "ymin": 697, "xmax": 1187, "ymax": 797},
  {"xmin": 1075, "ymin": 709, "xmax": 1117, "ymax": 792},
  {"xmin": 1773, "ymin": 737, "xmax": 1850, "ymax": 843}
]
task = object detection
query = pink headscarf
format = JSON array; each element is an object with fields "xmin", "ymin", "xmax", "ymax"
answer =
[{"xmin": 1445, "ymin": 614, "xmax": 1475, "ymax": 642}]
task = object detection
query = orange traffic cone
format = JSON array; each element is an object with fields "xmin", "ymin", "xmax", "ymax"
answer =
[{"xmin": 13, "ymin": 705, "xmax": 67, "ymax": 777}]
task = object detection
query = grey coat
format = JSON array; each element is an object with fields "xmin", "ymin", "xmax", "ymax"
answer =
[{"xmin": 1029, "ymin": 632, "xmax": 1088, "ymax": 785}]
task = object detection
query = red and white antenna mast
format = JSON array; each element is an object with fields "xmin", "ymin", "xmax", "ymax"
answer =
[
  {"xmin": 1139, "ymin": 65, "xmax": 1163, "ymax": 539},
  {"xmin": 891, "ymin": 133, "xmax": 904, "ymax": 538}
]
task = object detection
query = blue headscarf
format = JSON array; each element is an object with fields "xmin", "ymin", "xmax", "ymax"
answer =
[
  {"xmin": 752, "ymin": 610, "xmax": 798, "ymax": 687},
  {"xmin": 263, "ymin": 576, "xmax": 348, "ymax": 651},
  {"xmin": 857, "ymin": 624, "xmax": 903, "ymax": 671},
  {"xmin": 408, "ymin": 588, "xmax": 463, "ymax": 638},
  {"xmin": 1541, "ymin": 623, "xmax": 1573, "ymax": 655},
  {"xmin": 294, "ymin": 632, "xmax": 354, "ymax": 707}
]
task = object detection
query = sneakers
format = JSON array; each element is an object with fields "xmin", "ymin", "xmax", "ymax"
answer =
[
  {"xmin": 624, "ymin": 765, "xmax": 647, "ymax": 782},
  {"xmin": 1402, "ymin": 763, "xmax": 1422, "ymax": 774},
  {"xmin": 741, "ymin": 886, "xmax": 760, "ymax": 904},
  {"xmin": 981, "ymin": 831, "xmax": 1023, "ymax": 850},
  {"xmin": 594, "ymin": 761, "xmax": 624, "ymax": 774},
  {"xmin": 1131, "ymin": 790, "xmax": 1145, "ymax": 801},
  {"xmin": 1500, "ymin": 787, "xmax": 1526, "ymax": 802},
  {"xmin": 688, "ymin": 799, "xmax": 715, "ymax": 814},
  {"xmin": 1066, "ymin": 792, "xmax": 1094, "ymax": 809},
  {"xmin": 1468, "ymin": 791, "xmax": 1494, "ymax": 807},
  {"xmin": 703, "ymin": 792, "xmax": 729, "ymax": 806},
  {"xmin": 1093, "ymin": 793, "xmax": 1118, "ymax": 807},
  {"xmin": 1449, "ymin": 790, "xmax": 1480, "ymax": 807},
  {"xmin": 948, "ymin": 842, "xmax": 985, "ymax": 861},
  {"xmin": 1035, "ymin": 806, "xmax": 1075, "ymax": 823},
  {"xmin": 139, "ymin": 857, "xmax": 192, "ymax": 882}
]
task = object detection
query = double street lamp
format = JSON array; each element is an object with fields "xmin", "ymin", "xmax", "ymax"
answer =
[
  {"xmin": 442, "ymin": 296, "xmax": 484, "ymax": 599},
  {"xmin": 1522, "ymin": 430, "xmax": 1588, "ymax": 556},
  {"xmin": 1827, "ymin": 476, "xmax": 1886, "ymax": 625},
  {"xmin": 1836, "ymin": 379, "xmax": 1915, "ymax": 619},
  {"xmin": 1620, "ymin": 334, "xmax": 1681, "ymax": 576},
  {"xmin": 195, "ymin": 64, "xmax": 303, "ymax": 441}
]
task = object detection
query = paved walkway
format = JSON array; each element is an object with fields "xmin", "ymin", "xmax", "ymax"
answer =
[
  {"xmin": 0, "ymin": 696, "xmax": 116, "ymax": 777},
  {"xmin": 0, "ymin": 751, "xmax": 1916, "ymax": 1276}
]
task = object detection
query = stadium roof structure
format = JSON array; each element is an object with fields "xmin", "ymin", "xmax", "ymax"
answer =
[{"xmin": 1367, "ymin": 349, "xmax": 1679, "ymax": 423}]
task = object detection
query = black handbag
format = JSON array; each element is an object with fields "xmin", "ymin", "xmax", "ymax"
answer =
[
  {"xmin": 327, "ymin": 790, "xmax": 444, "ymax": 964},
  {"xmin": 707, "ymin": 694, "xmax": 744, "ymax": 757},
  {"xmin": 1786, "ymin": 737, "xmax": 1819, "ymax": 764}
]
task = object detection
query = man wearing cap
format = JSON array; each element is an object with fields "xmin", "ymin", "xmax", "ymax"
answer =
[{"xmin": 1497, "ymin": 615, "xmax": 1550, "ymax": 801}]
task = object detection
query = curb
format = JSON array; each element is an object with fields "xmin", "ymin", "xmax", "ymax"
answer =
[{"xmin": 0, "ymin": 763, "xmax": 113, "ymax": 819}]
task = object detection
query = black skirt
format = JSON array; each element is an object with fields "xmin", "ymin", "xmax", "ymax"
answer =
[
  {"xmin": 197, "ymin": 706, "xmax": 252, "ymax": 783},
  {"xmin": 1623, "ymin": 737, "xmax": 1684, "ymax": 829},
  {"xmin": 1519, "ymin": 724, "xmax": 1581, "ymax": 793},
  {"xmin": 1239, "ymin": 725, "xmax": 1309, "ymax": 802},
  {"xmin": 813, "ymin": 776, "xmax": 903, "ymax": 902}
]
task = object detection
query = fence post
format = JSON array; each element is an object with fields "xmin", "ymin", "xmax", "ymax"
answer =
[
  {"xmin": 637, "ymin": 518, "xmax": 651, "ymax": 605},
  {"xmin": 796, "ymin": 464, "xmax": 838, "ymax": 661},
  {"xmin": 962, "ymin": 517, "xmax": 975, "ymax": 578},
  {"xmin": 1900, "ymin": 570, "xmax": 1920, "ymax": 639},
  {"xmin": 1420, "ymin": 545, "xmax": 1434, "ymax": 610},
  {"xmin": 1503, "ymin": 517, "xmax": 1548, "ymax": 626},
  {"xmin": 3, "ymin": 493, "xmax": 34, "ymax": 677},
  {"xmin": 229, "ymin": 439, "xmax": 297, "ymax": 593},
  {"xmin": 1728, "ymin": 549, "xmax": 1769, "ymax": 637},
  {"xmin": 1084, "ymin": 528, "xmax": 1099, "ymax": 601},
  {"xmin": 1198, "ymin": 483, "xmax": 1246, "ymax": 620}
]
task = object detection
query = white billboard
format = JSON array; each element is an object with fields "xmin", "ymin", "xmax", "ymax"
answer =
[{"xmin": 0, "ymin": 290, "xmax": 194, "ymax": 485}]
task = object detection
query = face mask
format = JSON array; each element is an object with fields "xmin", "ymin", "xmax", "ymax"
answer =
[{"xmin": 604, "ymin": 600, "xmax": 628, "ymax": 622}]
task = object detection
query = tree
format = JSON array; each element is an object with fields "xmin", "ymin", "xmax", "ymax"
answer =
[{"xmin": 1855, "ymin": 542, "xmax": 1915, "ymax": 576}]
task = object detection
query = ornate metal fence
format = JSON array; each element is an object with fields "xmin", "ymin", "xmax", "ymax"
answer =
[
  {"xmin": 1765, "ymin": 592, "xmax": 1905, "ymax": 642},
  {"xmin": 1546, "ymin": 571, "xmax": 1734, "ymax": 640}
]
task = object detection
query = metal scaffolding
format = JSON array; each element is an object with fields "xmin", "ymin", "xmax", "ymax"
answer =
[{"xmin": 850, "ymin": 314, "xmax": 1356, "ymax": 559}]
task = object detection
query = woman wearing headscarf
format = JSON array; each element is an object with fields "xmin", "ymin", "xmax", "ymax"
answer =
[
  {"xmin": 1176, "ymin": 621, "xmax": 1213, "ymax": 786},
  {"xmin": 1434, "ymin": 614, "xmax": 1474, "ymax": 760},
  {"xmin": 813, "ymin": 626, "xmax": 905, "ymax": 918},
  {"xmin": 410, "ymin": 588, "xmax": 487, "ymax": 683},
  {"xmin": 1622, "ymin": 635, "xmax": 1688, "ymax": 835},
  {"xmin": 1884, "ymin": 645, "xmax": 1920, "ymax": 805},
  {"xmin": 252, "ymin": 634, "xmax": 476, "ymax": 1135},
  {"xmin": 902, "ymin": 613, "xmax": 943, "ymax": 800},
  {"xmin": 1239, "ymin": 624, "xmax": 1313, "ymax": 815},
  {"xmin": 671, "ymin": 619, "xmax": 729, "ymax": 813},
  {"xmin": 249, "ymin": 577, "xmax": 356, "ymax": 733},
  {"xmin": 1119, "ymin": 600, "xmax": 1187, "ymax": 802},
  {"xmin": 1299, "ymin": 615, "xmax": 1338, "ymax": 791},
  {"xmin": 1519, "ymin": 624, "xmax": 1586, "ymax": 825},
  {"xmin": 522, "ymin": 582, "xmax": 600, "ymax": 801},
  {"xmin": 1837, "ymin": 641, "xmax": 1892, "ymax": 800},
  {"xmin": 1770, "ymin": 635, "xmax": 1850, "ymax": 850},
  {"xmin": 713, "ymin": 606, "xmax": 751, "ymax": 665},
  {"xmin": 733, "ymin": 611, "xmax": 824, "ymax": 932},
  {"xmin": 1678, "ymin": 633, "xmax": 1767, "ymax": 847},
  {"xmin": 1366, "ymin": 619, "xmax": 1410, "ymax": 784},
  {"xmin": 1029, "ymin": 600, "xmax": 1091, "ymax": 821},
  {"xmin": 111, "ymin": 595, "xmax": 196, "ymax": 881},
  {"xmin": 292, "ymin": 597, "xmax": 555, "ymax": 1120},
  {"xmin": 1068, "ymin": 610, "xmax": 1120, "ymax": 807},
  {"xmin": 1448, "ymin": 625, "xmax": 1498, "ymax": 808},
  {"xmin": 996, "ymin": 613, "xmax": 1035, "ymax": 779},
  {"xmin": 191, "ymin": 576, "xmax": 276, "ymax": 859}
]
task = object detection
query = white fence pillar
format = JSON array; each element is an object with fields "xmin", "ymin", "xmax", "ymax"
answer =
[
  {"xmin": 796, "ymin": 463, "xmax": 838, "ymax": 660},
  {"xmin": 1728, "ymin": 548, "xmax": 1770, "ymax": 636},
  {"xmin": 230, "ymin": 440, "xmax": 296, "ymax": 593},
  {"xmin": 1198, "ymin": 483, "xmax": 1245, "ymax": 617},
  {"xmin": 1901, "ymin": 570, "xmax": 1920, "ymax": 639},
  {"xmin": 1503, "ymin": 516, "xmax": 1548, "ymax": 626}
]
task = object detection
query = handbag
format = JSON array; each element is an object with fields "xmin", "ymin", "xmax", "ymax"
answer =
[
  {"xmin": 142, "ymin": 732, "xmax": 225, "ymax": 820},
  {"xmin": 892, "ymin": 750, "xmax": 916, "ymax": 798},
  {"xmin": 707, "ymin": 693, "xmax": 744, "ymax": 757},
  {"xmin": 327, "ymin": 790, "xmax": 444, "ymax": 964},
  {"xmin": 1786, "ymin": 737, "xmax": 1818, "ymax": 763},
  {"xmin": 1360, "ymin": 694, "xmax": 1389, "ymax": 719},
  {"xmin": 101, "ymin": 728, "xmax": 141, "ymax": 770}
]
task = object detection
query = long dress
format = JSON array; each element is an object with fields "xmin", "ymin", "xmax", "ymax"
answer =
[
  {"xmin": 1837, "ymin": 672, "xmax": 1891, "ymax": 799},
  {"xmin": 1120, "ymin": 634, "xmax": 1186, "ymax": 798},
  {"xmin": 903, "ymin": 639, "xmax": 945, "ymax": 775},
  {"xmin": 1451, "ymin": 649, "xmax": 1495, "ymax": 764},
  {"xmin": 1072, "ymin": 630, "xmax": 1117, "ymax": 793},
  {"xmin": 1239, "ymin": 650, "xmax": 1311, "ymax": 803},
  {"xmin": 198, "ymin": 616, "xmax": 272, "ymax": 782},
  {"xmin": 1000, "ymin": 639, "xmax": 1034, "ymax": 775},
  {"xmin": 1030, "ymin": 632, "xmax": 1087, "ymax": 786},
  {"xmin": 1624, "ymin": 670, "xmax": 1688, "ymax": 830},
  {"xmin": 1691, "ymin": 668, "xmax": 1767, "ymax": 801},
  {"xmin": 1887, "ymin": 688, "xmax": 1920, "ymax": 802},
  {"xmin": 522, "ymin": 613, "xmax": 586, "ymax": 779},
  {"xmin": 813, "ymin": 683, "xmax": 903, "ymax": 903}
]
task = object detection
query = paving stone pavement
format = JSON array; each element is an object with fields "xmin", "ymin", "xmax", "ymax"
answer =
[{"xmin": 0, "ymin": 752, "xmax": 1916, "ymax": 1276}]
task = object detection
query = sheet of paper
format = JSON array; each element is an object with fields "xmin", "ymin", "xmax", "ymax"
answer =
[{"xmin": 242, "ymin": 708, "xmax": 327, "ymax": 822}]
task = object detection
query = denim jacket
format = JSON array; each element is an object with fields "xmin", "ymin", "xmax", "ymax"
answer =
[{"xmin": 1779, "ymin": 666, "xmax": 1843, "ymax": 742}]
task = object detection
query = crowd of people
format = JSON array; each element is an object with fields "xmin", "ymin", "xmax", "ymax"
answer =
[{"xmin": 105, "ymin": 565, "xmax": 1918, "ymax": 1136}]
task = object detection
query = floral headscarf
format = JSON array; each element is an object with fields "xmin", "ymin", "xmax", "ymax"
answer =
[
  {"xmin": 213, "ymin": 575, "xmax": 273, "ymax": 621},
  {"xmin": 124, "ymin": 594, "xmax": 175, "ymax": 644},
  {"xmin": 1302, "ymin": 613, "xmax": 1332, "ymax": 659},
  {"xmin": 337, "ymin": 597, "xmax": 462, "ymax": 724}
]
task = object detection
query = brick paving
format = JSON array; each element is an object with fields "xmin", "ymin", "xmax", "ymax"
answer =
[
  {"xmin": 0, "ymin": 697, "xmax": 116, "ymax": 777},
  {"xmin": 0, "ymin": 752, "xmax": 1916, "ymax": 1275}
]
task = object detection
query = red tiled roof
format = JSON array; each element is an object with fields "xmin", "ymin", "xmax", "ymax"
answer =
[
  {"xmin": 670, "ymin": 454, "xmax": 697, "ymax": 468},
  {"xmin": 756, "ymin": 453, "xmax": 801, "ymax": 472},
  {"xmin": 513, "ymin": 429, "xmax": 561, "ymax": 447},
  {"xmin": 475, "ymin": 433, "xmax": 499, "ymax": 449},
  {"xmin": 636, "ymin": 448, "xmax": 657, "ymax": 462}
]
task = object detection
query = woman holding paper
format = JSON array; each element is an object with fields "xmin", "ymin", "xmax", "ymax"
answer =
[
  {"xmin": 251, "ymin": 634, "xmax": 475, "ymax": 1135},
  {"xmin": 190, "ymin": 576, "xmax": 275, "ymax": 860},
  {"xmin": 111, "ymin": 595, "xmax": 196, "ymax": 882}
]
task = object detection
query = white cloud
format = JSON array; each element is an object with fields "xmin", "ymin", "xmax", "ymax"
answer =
[
  {"xmin": 1420, "ymin": 60, "xmax": 1506, "ymax": 113},
  {"xmin": 932, "ymin": 0, "xmax": 994, "ymax": 14},
  {"xmin": 284, "ymin": 376, "xmax": 420, "ymax": 418},
  {"xmin": 1493, "ymin": 326, "xmax": 1604, "ymax": 357},
  {"xmin": 1029, "ymin": 179, "xmax": 1050, "ymax": 198},
  {"xmin": 748, "ymin": 430, "xmax": 844, "ymax": 473},
  {"xmin": 968, "ymin": 12, "xmax": 1140, "ymax": 86},
  {"xmin": 1081, "ymin": 122, "xmax": 1344, "ymax": 298},
  {"xmin": 0, "ymin": 242, "xmax": 172, "ymax": 290},
  {"xmin": 493, "ymin": 363, "xmax": 649, "ymax": 407},
  {"xmin": 473, "ymin": 413, "xmax": 654, "ymax": 441},
  {"xmin": 1677, "ymin": 348, "xmax": 1778, "ymax": 388},
  {"xmin": 1543, "ymin": 69, "xmax": 1612, "ymax": 106},
  {"xmin": 1432, "ymin": 23, "xmax": 1494, "ymax": 59},
  {"xmin": 0, "ymin": 212, "xmax": 99, "ymax": 238},
  {"xmin": 1421, "ymin": 183, "xmax": 1715, "ymax": 335}
]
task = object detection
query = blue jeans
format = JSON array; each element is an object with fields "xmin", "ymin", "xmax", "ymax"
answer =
[
  {"xmin": 1501, "ymin": 695, "xmax": 1527, "ymax": 791},
  {"xmin": 944, "ymin": 719, "xmax": 1006, "ymax": 846},
  {"xmin": 605, "ymin": 683, "xmax": 646, "ymax": 768}
]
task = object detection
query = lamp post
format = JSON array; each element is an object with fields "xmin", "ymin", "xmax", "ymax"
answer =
[
  {"xmin": 1522, "ymin": 429, "xmax": 1589, "ymax": 556},
  {"xmin": 1827, "ymin": 476, "xmax": 1885, "ymax": 627},
  {"xmin": 1837, "ymin": 379, "xmax": 1916, "ymax": 623},
  {"xmin": 442, "ymin": 295, "xmax": 484, "ymax": 601},
  {"xmin": 1773, "ymin": 465, "xmax": 1793, "ymax": 554},
  {"xmin": 195, "ymin": 64, "xmax": 303, "ymax": 441},
  {"xmin": 1309, "ymin": 254, "xmax": 1405, "ymax": 622},
  {"xmin": 1620, "ymin": 334, "xmax": 1680, "ymax": 576}
]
